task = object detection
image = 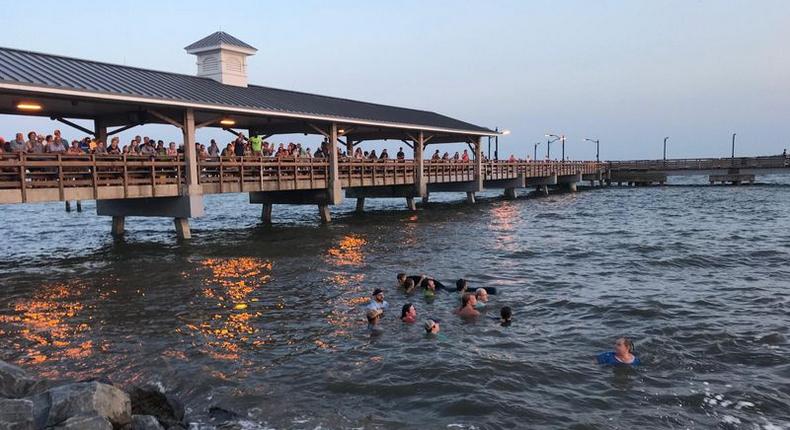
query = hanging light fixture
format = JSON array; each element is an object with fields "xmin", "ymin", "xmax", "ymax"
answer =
[{"xmin": 16, "ymin": 102, "xmax": 43, "ymax": 111}]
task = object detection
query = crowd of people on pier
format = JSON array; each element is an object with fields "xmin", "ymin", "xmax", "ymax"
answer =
[
  {"xmin": 1, "ymin": 128, "xmax": 536, "ymax": 163},
  {"xmin": 363, "ymin": 273, "xmax": 640, "ymax": 367}
]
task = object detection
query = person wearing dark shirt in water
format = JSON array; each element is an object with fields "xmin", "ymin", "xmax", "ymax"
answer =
[{"xmin": 499, "ymin": 306, "xmax": 512, "ymax": 327}]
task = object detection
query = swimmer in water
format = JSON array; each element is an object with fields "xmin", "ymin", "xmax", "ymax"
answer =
[
  {"xmin": 397, "ymin": 273, "xmax": 425, "ymax": 289},
  {"xmin": 401, "ymin": 303, "xmax": 417, "ymax": 323},
  {"xmin": 475, "ymin": 289, "xmax": 488, "ymax": 309},
  {"xmin": 499, "ymin": 306, "xmax": 512, "ymax": 327},
  {"xmin": 456, "ymin": 293, "xmax": 480, "ymax": 318},
  {"xmin": 423, "ymin": 280, "xmax": 436, "ymax": 300},
  {"xmin": 424, "ymin": 319, "xmax": 440, "ymax": 335},
  {"xmin": 367, "ymin": 288, "xmax": 389, "ymax": 312},
  {"xmin": 456, "ymin": 278, "xmax": 469, "ymax": 293},
  {"xmin": 402, "ymin": 278, "xmax": 416, "ymax": 294},
  {"xmin": 597, "ymin": 337, "xmax": 640, "ymax": 366}
]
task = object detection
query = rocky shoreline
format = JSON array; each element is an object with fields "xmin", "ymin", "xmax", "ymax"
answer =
[{"xmin": 0, "ymin": 360, "xmax": 250, "ymax": 430}]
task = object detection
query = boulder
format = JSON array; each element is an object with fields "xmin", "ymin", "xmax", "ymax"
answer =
[
  {"xmin": 0, "ymin": 398, "xmax": 34, "ymax": 430},
  {"xmin": 0, "ymin": 361, "xmax": 39, "ymax": 398},
  {"xmin": 131, "ymin": 415, "xmax": 165, "ymax": 430},
  {"xmin": 129, "ymin": 385, "xmax": 184, "ymax": 428},
  {"xmin": 52, "ymin": 415, "xmax": 112, "ymax": 430},
  {"xmin": 46, "ymin": 382, "xmax": 131, "ymax": 428}
]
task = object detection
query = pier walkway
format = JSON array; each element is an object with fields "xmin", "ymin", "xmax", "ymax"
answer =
[{"xmin": 608, "ymin": 155, "xmax": 790, "ymax": 185}]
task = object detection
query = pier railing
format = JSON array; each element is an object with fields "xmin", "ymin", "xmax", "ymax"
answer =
[
  {"xmin": 0, "ymin": 153, "xmax": 184, "ymax": 200},
  {"xmin": 0, "ymin": 153, "xmax": 603, "ymax": 203},
  {"xmin": 198, "ymin": 156, "xmax": 329, "ymax": 192},
  {"xmin": 609, "ymin": 155, "xmax": 789, "ymax": 171}
]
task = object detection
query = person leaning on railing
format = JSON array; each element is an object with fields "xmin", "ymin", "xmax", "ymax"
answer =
[{"xmin": 108, "ymin": 138, "xmax": 122, "ymax": 155}]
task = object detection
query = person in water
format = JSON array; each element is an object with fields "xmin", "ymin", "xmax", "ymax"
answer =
[
  {"xmin": 423, "ymin": 280, "xmax": 436, "ymax": 300},
  {"xmin": 475, "ymin": 289, "xmax": 488, "ymax": 309},
  {"xmin": 456, "ymin": 278, "xmax": 469, "ymax": 293},
  {"xmin": 401, "ymin": 303, "xmax": 417, "ymax": 323},
  {"xmin": 456, "ymin": 293, "xmax": 480, "ymax": 318},
  {"xmin": 424, "ymin": 319, "xmax": 440, "ymax": 335},
  {"xmin": 597, "ymin": 337, "xmax": 640, "ymax": 366},
  {"xmin": 499, "ymin": 306, "xmax": 512, "ymax": 327},
  {"xmin": 402, "ymin": 278, "xmax": 417, "ymax": 294},
  {"xmin": 367, "ymin": 288, "xmax": 389, "ymax": 312}
]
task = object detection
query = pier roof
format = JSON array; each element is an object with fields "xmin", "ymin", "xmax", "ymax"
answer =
[{"xmin": 0, "ymin": 46, "xmax": 495, "ymax": 141}]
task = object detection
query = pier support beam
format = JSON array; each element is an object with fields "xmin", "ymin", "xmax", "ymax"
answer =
[
  {"xmin": 174, "ymin": 217, "xmax": 191, "ymax": 240},
  {"xmin": 414, "ymin": 131, "xmax": 427, "ymax": 198},
  {"xmin": 97, "ymin": 195, "xmax": 204, "ymax": 238},
  {"xmin": 65, "ymin": 201, "xmax": 72, "ymax": 212},
  {"xmin": 536, "ymin": 185, "xmax": 549, "ymax": 196},
  {"xmin": 261, "ymin": 203, "xmax": 272, "ymax": 224},
  {"xmin": 504, "ymin": 188, "xmax": 517, "ymax": 199},
  {"xmin": 406, "ymin": 197, "xmax": 416, "ymax": 211},
  {"xmin": 563, "ymin": 182, "xmax": 578, "ymax": 192},
  {"xmin": 327, "ymin": 123, "xmax": 342, "ymax": 205},
  {"xmin": 111, "ymin": 216, "xmax": 125, "ymax": 237},
  {"xmin": 356, "ymin": 197, "xmax": 365, "ymax": 213},
  {"xmin": 318, "ymin": 204, "xmax": 331, "ymax": 223},
  {"xmin": 76, "ymin": 201, "xmax": 82, "ymax": 212},
  {"xmin": 466, "ymin": 191, "xmax": 476, "ymax": 204},
  {"xmin": 422, "ymin": 193, "xmax": 429, "ymax": 204}
]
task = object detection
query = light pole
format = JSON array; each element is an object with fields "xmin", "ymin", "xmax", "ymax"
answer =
[
  {"xmin": 731, "ymin": 133, "xmax": 736, "ymax": 159},
  {"xmin": 496, "ymin": 129, "xmax": 510, "ymax": 161},
  {"xmin": 584, "ymin": 138, "xmax": 600, "ymax": 162},
  {"xmin": 545, "ymin": 134, "xmax": 561, "ymax": 160},
  {"xmin": 533, "ymin": 142, "xmax": 541, "ymax": 161},
  {"xmin": 663, "ymin": 136, "xmax": 669, "ymax": 161}
]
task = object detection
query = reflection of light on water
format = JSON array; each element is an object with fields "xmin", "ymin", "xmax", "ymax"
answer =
[
  {"xmin": 322, "ymin": 237, "xmax": 369, "ymax": 345},
  {"xmin": 325, "ymin": 235, "xmax": 367, "ymax": 266},
  {"xmin": 0, "ymin": 280, "xmax": 96, "ymax": 370},
  {"xmin": 490, "ymin": 203, "xmax": 518, "ymax": 253},
  {"xmin": 180, "ymin": 258, "xmax": 272, "ymax": 361}
]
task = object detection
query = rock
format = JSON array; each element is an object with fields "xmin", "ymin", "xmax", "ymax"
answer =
[
  {"xmin": 129, "ymin": 385, "xmax": 184, "ymax": 428},
  {"xmin": 46, "ymin": 382, "xmax": 131, "ymax": 428},
  {"xmin": 0, "ymin": 361, "xmax": 39, "ymax": 398},
  {"xmin": 0, "ymin": 398, "xmax": 34, "ymax": 430},
  {"xmin": 52, "ymin": 415, "xmax": 112, "ymax": 430},
  {"xmin": 207, "ymin": 406, "xmax": 242, "ymax": 423},
  {"xmin": 24, "ymin": 391, "xmax": 50, "ymax": 430},
  {"xmin": 131, "ymin": 414, "xmax": 165, "ymax": 430}
]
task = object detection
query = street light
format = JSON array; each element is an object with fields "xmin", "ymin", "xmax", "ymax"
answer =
[
  {"xmin": 731, "ymin": 133, "xmax": 737, "ymax": 158},
  {"xmin": 663, "ymin": 136, "xmax": 669, "ymax": 161},
  {"xmin": 545, "ymin": 134, "xmax": 561, "ymax": 160},
  {"xmin": 533, "ymin": 142, "xmax": 542, "ymax": 161},
  {"xmin": 584, "ymin": 138, "xmax": 600, "ymax": 162}
]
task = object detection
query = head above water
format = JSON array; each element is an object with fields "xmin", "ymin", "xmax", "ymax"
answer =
[
  {"xmin": 401, "ymin": 303, "xmax": 415, "ymax": 319},
  {"xmin": 424, "ymin": 319, "xmax": 439, "ymax": 333},
  {"xmin": 372, "ymin": 288, "xmax": 384, "ymax": 303},
  {"xmin": 396, "ymin": 273, "xmax": 406, "ymax": 283},
  {"xmin": 500, "ymin": 306, "xmax": 512, "ymax": 321},
  {"xmin": 460, "ymin": 293, "xmax": 476, "ymax": 309},
  {"xmin": 403, "ymin": 278, "xmax": 415, "ymax": 290},
  {"xmin": 456, "ymin": 278, "xmax": 468, "ymax": 292},
  {"xmin": 475, "ymin": 289, "xmax": 488, "ymax": 302},
  {"xmin": 614, "ymin": 337, "xmax": 634, "ymax": 355}
]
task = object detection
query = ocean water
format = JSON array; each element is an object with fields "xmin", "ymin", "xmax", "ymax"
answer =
[{"xmin": 1, "ymin": 179, "xmax": 789, "ymax": 429}]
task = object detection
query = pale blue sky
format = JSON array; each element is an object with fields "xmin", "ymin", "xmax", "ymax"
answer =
[{"xmin": 2, "ymin": 0, "xmax": 789, "ymax": 160}]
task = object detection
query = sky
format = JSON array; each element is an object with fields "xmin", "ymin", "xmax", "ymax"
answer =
[{"xmin": 1, "ymin": 0, "xmax": 789, "ymax": 160}]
